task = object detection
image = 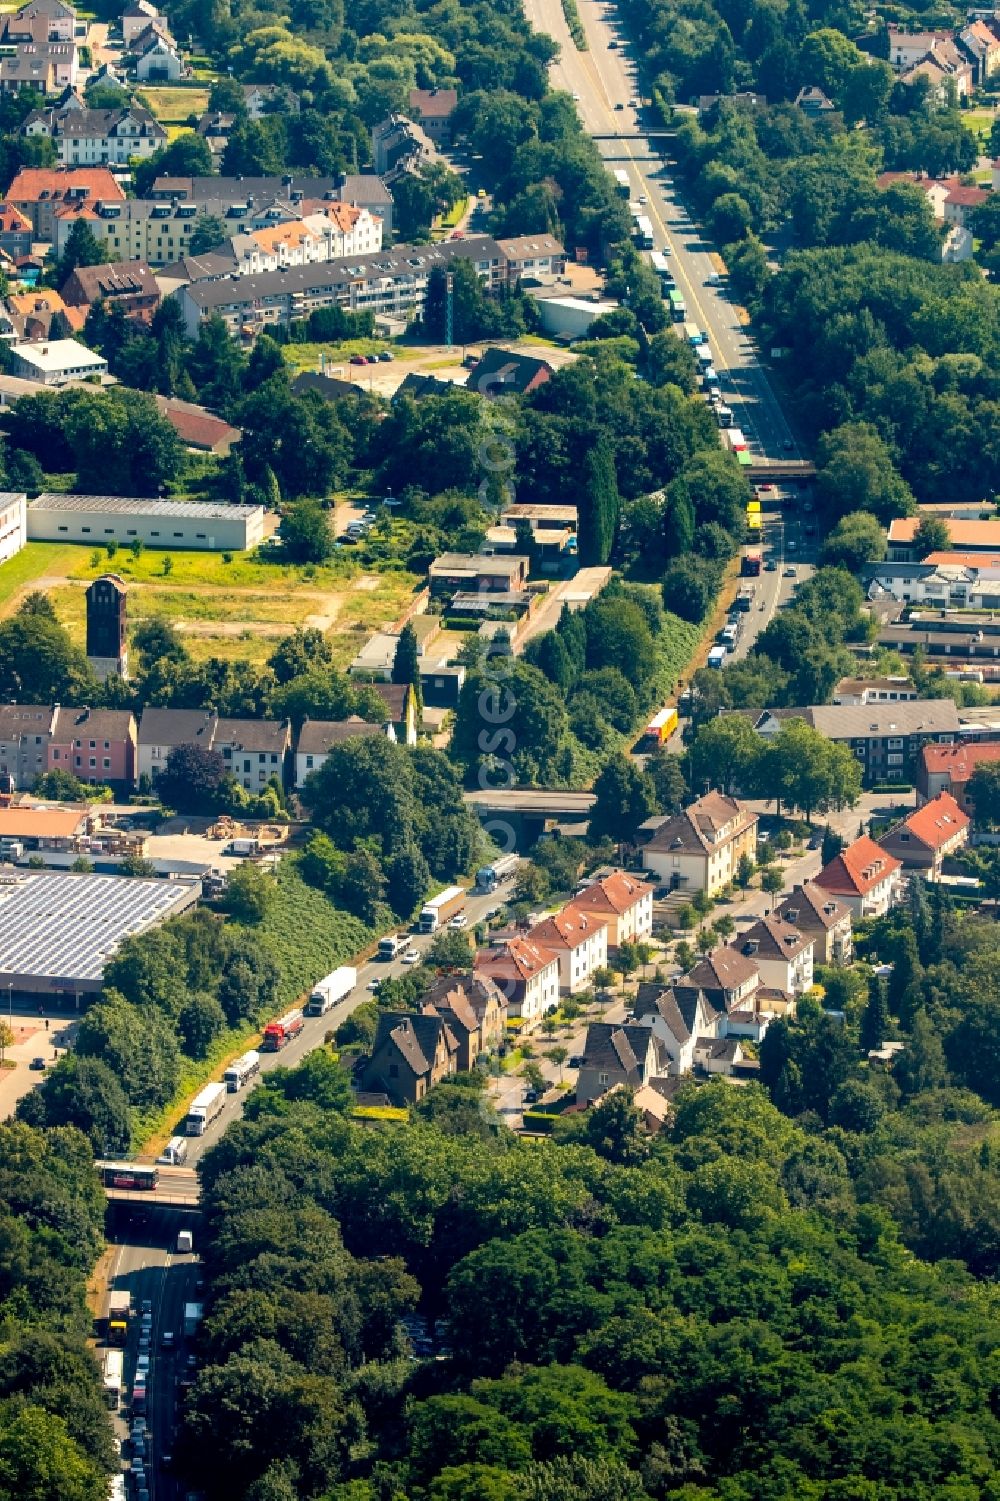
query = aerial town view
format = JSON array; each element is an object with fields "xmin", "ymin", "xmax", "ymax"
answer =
[{"xmin": 0, "ymin": 0, "xmax": 999, "ymax": 1495}]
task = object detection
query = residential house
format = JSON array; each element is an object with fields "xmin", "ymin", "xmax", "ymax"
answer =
[
  {"xmin": 369, "ymin": 682, "xmax": 418, "ymax": 747},
  {"xmin": 641, "ymin": 790, "xmax": 758, "ymax": 895},
  {"xmin": 887, "ymin": 514, "xmax": 1000, "ymax": 561},
  {"xmin": 794, "ymin": 85, "xmax": 836, "ymax": 115},
  {"xmin": 153, "ymin": 395, "xmax": 241, "ymax": 455},
  {"xmin": 958, "ymin": 19, "xmax": 1000, "ymax": 84},
  {"xmin": 674, "ymin": 943, "xmax": 760, "ymax": 1016},
  {"xmin": 0, "ymin": 41, "xmax": 78, "ymax": 96},
  {"xmin": 0, "ymin": 702, "xmax": 57, "ymax": 789},
  {"xmin": 634, "ymin": 982, "xmax": 721, "ymax": 1076},
  {"xmin": 4, "ymin": 289, "xmax": 86, "ymax": 340},
  {"xmin": 693, "ymin": 1035, "xmax": 757, "ymax": 1077},
  {"xmin": 0, "ymin": 491, "xmax": 25, "ymax": 567},
  {"xmin": 832, "ymin": 676, "xmax": 917, "ymax": 706},
  {"xmin": 570, "ymin": 869, "xmax": 653, "ymax": 949},
  {"xmin": 475, "ymin": 935, "xmax": 559, "ymax": 1026},
  {"xmin": 887, "ymin": 26, "xmax": 955, "ymax": 69},
  {"xmin": 734, "ymin": 913, "xmax": 813, "ymax": 995},
  {"xmin": 407, "ymin": 87, "xmax": 457, "ymax": 145},
  {"xmin": 23, "ymin": 101, "xmax": 166, "ymax": 164},
  {"xmin": 121, "ymin": 0, "xmax": 163, "ymax": 45},
  {"xmin": 136, "ymin": 706, "xmax": 218, "ymax": 785},
  {"xmin": 428, "ymin": 552, "xmax": 530, "ymax": 595},
  {"xmin": 6, "ymin": 165, "xmax": 124, "ymax": 239},
  {"xmin": 214, "ymin": 718, "xmax": 290, "ymax": 793},
  {"xmin": 360, "ymin": 1009, "xmax": 459, "ymax": 1106},
  {"xmin": 878, "ymin": 791, "xmax": 969, "ymax": 876},
  {"xmin": 3, "ymin": 0, "xmax": 76, "ymax": 44},
  {"xmin": 464, "ymin": 347, "xmax": 553, "ymax": 398},
  {"xmin": 576, "ymin": 1020, "xmax": 667, "ymax": 1105},
  {"xmin": 243, "ymin": 83, "xmax": 300, "ymax": 118},
  {"xmin": 0, "ymin": 202, "xmax": 33, "ymax": 260},
  {"xmin": 131, "ymin": 25, "xmax": 184, "ymax": 82},
  {"xmin": 195, "ymin": 110, "xmax": 234, "ymax": 164},
  {"xmin": 753, "ymin": 700, "xmax": 959, "ymax": 786},
  {"xmin": 494, "ymin": 235, "xmax": 566, "ymax": 279},
  {"xmin": 815, "ymin": 834, "xmax": 903, "ymax": 918},
  {"xmin": 294, "ymin": 716, "xmax": 395, "ymax": 790},
  {"xmin": 61, "ymin": 260, "xmax": 160, "ymax": 320},
  {"xmin": 419, "ymin": 663, "xmax": 465, "ymax": 711},
  {"xmin": 418, "ymin": 994, "xmax": 479, "ymax": 1072},
  {"xmin": 917, "ymin": 740, "xmax": 1000, "ymax": 812},
  {"xmin": 48, "ymin": 705, "xmax": 136, "ymax": 789},
  {"xmin": 8, "ymin": 339, "xmax": 107, "ymax": 384},
  {"xmin": 422, "ymin": 971, "xmax": 507, "ymax": 1053},
  {"xmin": 943, "ymin": 182, "xmax": 989, "ymax": 229},
  {"xmin": 371, "ymin": 113, "xmax": 438, "ymax": 178},
  {"xmin": 777, "ymin": 882, "xmax": 853, "ymax": 966},
  {"xmin": 528, "ymin": 903, "xmax": 608, "ymax": 993}
]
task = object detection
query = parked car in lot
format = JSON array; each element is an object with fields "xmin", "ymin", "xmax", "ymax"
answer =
[
  {"xmin": 350, "ymin": 354, "xmax": 368, "ymax": 366},
  {"xmin": 569, "ymin": 1055, "xmax": 584, "ymax": 1069}
]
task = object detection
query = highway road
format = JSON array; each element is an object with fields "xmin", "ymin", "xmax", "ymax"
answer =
[
  {"xmin": 177, "ymin": 876, "xmax": 515, "ymax": 1166},
  {"xmin": 521, "ymin": 0, "xmax": 799, "ymax": 462},
  {"xmin": 105, "ymin": 1203, "xmax": 200, "ymax": 1501}
]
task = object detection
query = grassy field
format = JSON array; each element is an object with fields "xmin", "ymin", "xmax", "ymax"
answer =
[
  {"xmin": 0, "ymin": 540, "xmax": 422, "ymax": 664},
  {"xmin": 137, "ymin": 86, "xmax": 211, "ymax": 123},
  {"xmin": 282, "ymin": 339, "xmax": 426, "ymax": 373}
]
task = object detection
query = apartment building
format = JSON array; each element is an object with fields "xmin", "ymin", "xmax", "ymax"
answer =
[
  {"xmin": 815, "ymin": 835, "xmax": 903, "ymax": 919},
  {"xmin": 528, "ymin": 904, "xmax": 608, "ymax": 994},
  {"xmin": 642, "ymin": 791, "xmax": 758, "ymax": 895},
  {"xmin": 23, "ymin": 101, "xmax": 166, "ymax": 164}
]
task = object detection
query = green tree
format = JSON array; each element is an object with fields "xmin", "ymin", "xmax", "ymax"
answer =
[
  {"xmin": 189, "ymin": 214, "xmax": 227, "ymax": 256},
  {"xmin": 690, "ymin": 714, "xmax": 762, "ymax": 796},
  {"xmin": 821, "ymin": 510, "xmax": 887, "ymax": 571},
  {"xmin": 578, "ymin": 437, "xmax": 620, "ymax": 566},
  {"xmin": 896, "ymin": 1007, "xmax": 947, "ymax": 1096},
  {"xmin": 0, "ymin": 1404, "xmax": 108, "ymax": 1501},
  {"xmin": 179, "ymin": 994, "xmax": 227, "ymax": 1059},
  {"xmin": 859, "ymin": 973, "xmax": 888, "ymax": 1053},
  {"xmin": 156, "ymin": 743, "xmax": 232, "ymax": 815},
  {"xmin": 281, "ymin": 498, "xmax": 333, "ymax": 561},
  {"xmin": 224, "ymin": 863, "xmax": 277, "ymax": 924},
  {"xmin": 589, "ymin": 753, "xmax": 656, "ymax": 843},
  {"xmin": 816, "ymin": 422, "xmax": 915, "ymax": 525},
  {"xmin": 967, "ymin": 764, "xmax": 1000, "ymax": 826},
  {"xmin": 55, "ymin": 218, "xmax": 105, "ymax": 284},
  {"xmin": 912, "ymin": 515, "xmax": 950, "ymax": 558},
  {"xmin": 17, "ymin": 1054, "xmax": 130, "ymax": 1155}
]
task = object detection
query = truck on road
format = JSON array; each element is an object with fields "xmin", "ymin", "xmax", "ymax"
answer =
[
  {"xmin": 103, "ymin": 1349, "xmax": 123, "ymax": 1406},
  {"xmin": 305, "ymin": 966, "xmax": 357, "ymax": 1016},
  {"xmin": 186, "ymin": 1081, "xmax": 226, "ymax": 1135},
  {"xmin": 612, "ymin": 168, "xmax": 630, "ymax": 196},
  {"xmin": 418, "ymin": 885, "xmax": 465, "ymax": 934},
  {"xmin": 261, "ymin": 1008, "xmax": 304, "ymax": 1051},
  {"xmin": 107, "ymin": 1290, "xmax": 131, "ymax": 1346},
  {"xmin": 377, "ymin": 933, "xmax": 406, "ymax": 960},
  {"xmin": 183, "ymin": 1302, "xmax": 203, "ymax": 1338},
  {"xmin": 707, "ymin": 646, "xmax": 727, "ymax": 668},
  {"xmin": 684, "ymin": 322, "xmax": 703, "ymax": 345},
  {"xmin": 223, "ymin": 1050, "xmax": 261, "ymax": 1092},
  {"xmin": 476, "ymin": 855, "xmax": 518, "ymax": 893},
  {"xmin": 724, "ymin": 426, "xmax": 747, "ymax": 452}
]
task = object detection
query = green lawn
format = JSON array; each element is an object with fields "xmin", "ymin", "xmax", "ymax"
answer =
[
  {"xmin": 136, "ymin": 86, "xmax": 210, "ymax": 122},
  {"xmin": 282, "ymin": 339, "xmax": 424, "ymax": 372},
  {"xmin": 0, "ymin": 542, "xmax": 89, "ymax": 609}
]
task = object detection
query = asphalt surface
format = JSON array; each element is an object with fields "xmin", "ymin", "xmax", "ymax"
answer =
[
  {"xmin": 105, "ymin": 1204, "xmax": 200, "ymax": 1501},
  {"xmin": 522, "ymin": 0, "xmax": 799, "ymax": 461}
]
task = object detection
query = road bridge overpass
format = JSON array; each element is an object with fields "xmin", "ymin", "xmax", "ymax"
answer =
[{"xmin": 465, "ymin": 788, "xmax": 595, "ymax": 845}]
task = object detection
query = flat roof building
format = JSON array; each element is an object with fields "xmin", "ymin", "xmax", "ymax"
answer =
[
  {"xmin": 8, "ymin": 339, "xmax": 108, "ymax": 386},
  {"xmin": 27, "ymin": 492, "xmax": 266, "ymax": 551},
  {"xmin": 0, "ymin": 869, "xmax": 200, "ymax": 998}
]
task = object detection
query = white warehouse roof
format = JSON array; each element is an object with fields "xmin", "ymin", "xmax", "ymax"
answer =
[
  {"xmin": 28, "ymin": 493, "xmax": 263, "ymax": 520},
  {"xmin": 0, "ymin": 871, "xmax": 201, "ymax": 994}
]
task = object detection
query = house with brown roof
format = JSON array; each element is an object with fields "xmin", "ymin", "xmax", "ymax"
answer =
[
  {"xmin": 676, "ymin": 943, "xmax": 760, "ymax": 1014},
  {"xmin": 136, "ymin": 707, "xmax": 218, "ymax": 786},
  {"xmin": 917, "ymin": 740, "xmax": 1000, "ymax": 813},
  {"xmin": 360, "ymin": 1009, "xmax": 459, "ymax": 1106},
  {"xmin": 815, "ymin": 835, "xmax": 902, "ymax": 918},
  {"xmin": 475, "ymin": 935, "xmax": 559, "ymax": 1026},
  {"xmin": 777, "ymin": 882, "xmax": 853, "ymax": 966},
  {"xmin": 528, "ymin": 903, "xmax": 608, "ymax": 994},
  {"xmin": 734, "ymin": 913, "xmax": 813, "ymax": 995},
  {"xmin": 464, "ymin": 347, "xmax": 553, "ymax": 398},
  {"xmin": 153, "ymin": 396, "xmax": 241, "ymax": 455},
  {"xmin": 0, "ymin": 801, "xmax": 90, "ymax": 849},
  {"xmin": 215, "ymin": 717, "xmax": 290, "ymax": 793},
  {"xmin": 422, "ymin": 972, "xmax": 507, "ymax": 1054},
  {"xmin": 570, "ymin": 869, "xmax": 653, "ymax": 949},
  {"xmin": 576, "ymin": 1020, "xmax": 667, "ymax": 1105},
  {"xmin": 407, "ymin": 87, "xmax": 457, "ymax": 145},
  {"xmin": 48, "ymin": 705, "xmax": 136, "ymax": 790},
  {"xmin": 61, "ymin": 260, "xmax": 160, "ymax": 321},
  {"xmin": 641, "ymin": 791, "xmax": 758, "ymax": 895},
  {"xmin": 294, "ymin": 716, "xmax": 395, "ymax": 789},
  {"xmin": 0, "ymin": 703, "xmax": 57, "ymax": 790},
  {"xmin": 878, "ymin": 791, "xmax": 969, "ymax": 876},
  {"xmin": 6, "ymin": 165, "xmax": 123, "ymax": 239}
]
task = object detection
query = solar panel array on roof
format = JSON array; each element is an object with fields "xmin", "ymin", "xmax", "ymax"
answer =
[{"xmin": 0, "ymin": 872, "xmax": 200, "ymax": 993}]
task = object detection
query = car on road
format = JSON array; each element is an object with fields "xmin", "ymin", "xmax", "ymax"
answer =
[
  {"xmin": 572, "ymin": 90, "xmax": 580, "ymax": 100},
  {"xmin": 629, "ymin": 97, "xmax": 639, "ymax": 106},
  {"xmin": 138, "ymin": 1335, "xmax": 150, "ymax": 1355},
  {"xmin": 764, "ymin": 559, "xmax": 777, "ymax": 571},
  {"xmin": 782, "ymin": 439, "xmax": 793, "ymax": 450},
  {"xmin": 569, "ymin": 1055, "xmax": 585, "ymax": 1069},
  {"xmin": 783, "ymin": 567, "xmax": 796, "ymax": 577},
  {"xmin": 29, "ymin": 1056, "xmax": 45, "ymax": 1070},
  {"xmin": 523, "ymin": 1089, "xmax": 539, "ymax": 1104},
  {"xmin": 401, "ymin": 948, "xmax": 420, "ymax": 965},
  {"xmin": 136, "ymin": 1355, "xmax": 150, "ymax": 1375},
  {"xmin": 448, "ymin": 913, "xmax": 468, "ymax": 929},
  {"xmin": 378, "ymin": 350, "xmax": 394, "ymax": 362},
  {"xmin": 706, "ymin": 271, "xmax": 720, "ymax": 285},
  {"xmin": 366, "ymin": 977, "xmax": 381, "ymax": 992},
  {"xmin": 756, "ymin": 483, "xmax": 775, "ymax": 493},
  {"xmin": 607, "ymin": 36, "xmax": 617, "ymax": 46},
  {"xmin": 637, "ymin": 193, "xmax": 647, "ymax": 204},
  {"xmin": 141, "ymin": 1300, "xmax": 152, "ymax": 1316},
  {"xmin": 161, "ymin": 1330, "xmax": 175, "ymax": 1349}
]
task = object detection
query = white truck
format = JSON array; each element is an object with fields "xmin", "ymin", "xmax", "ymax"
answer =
[
  {"xmin": 418, "ymin": 885, "xmax": 465, "ymax": 934},
  {"xmin": 377, "ymin": 933, "xmax": 406, "ymax": 960},
  {"xmin": 102, "ymin": 1349, "xmax": 123, "ymax": 1408},
  {"xmin": 305, "ymin": 966, "xmax": 357, "ymax": 1016},
  {"xmin": 476, "ymin": 854, "xmax": 519, "ymax": 892}
]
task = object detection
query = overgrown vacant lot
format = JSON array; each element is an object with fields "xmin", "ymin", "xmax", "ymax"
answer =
[{"xmin": 0, "ymin": 542, "xmax": 421, "ymax": 666}]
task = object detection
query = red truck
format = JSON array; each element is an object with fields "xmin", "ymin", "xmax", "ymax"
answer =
[{"xmin": 261, "ymin": 1008, "xmax": 304, "ymax": 1052}]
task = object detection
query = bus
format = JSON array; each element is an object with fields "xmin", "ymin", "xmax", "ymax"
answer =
[
  {"xmin": 649, "ymin": 249, "xmax": 671, "ymax": 284},
  {"xmin": 96, "ymin": 1162, "xmax": 159, "ymax": 1192},
  {"xmin": 103, "ymin": 1350, "xmax": 123, "ymax": 1409},
  {"xmin": 224, "ymin": 1050, "xmax": 261, "ymax": 1093},
  {"xmin": 185, "ymin": 1081, "xmax": 226, "ymax": 1136},
  {"xmin": 612, "ymin": 168, "xmax": 630, "ymax": 196},
  {"xmin": 668, "ymin": 288, "xmax": 686, "ymax": 320},
  {"xmin": 633, "ymin": 214, "xmax": 654, "ymax": 248},
  {"xmin": 644, "ymin": 705, "xmax": 679, "ymax": 746}
]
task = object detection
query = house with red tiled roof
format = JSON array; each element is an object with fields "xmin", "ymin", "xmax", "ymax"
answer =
[
  {"xmin": 942, "ymin": 181, "xmax": 989, "ymax": 229},
  {"xmin": 475, "ymin": 935, "xmax": 559, "ymax": 1025},
  {"xmin": 815, "ymin": 835, "xmax": 902, "ymax": 919},
  {"xmin": 878, "ymin": 791, "xmax": 969, "ymax": 876},
  {"xmin": 6, "ymin": 165, "xmax": 123, "ymax": 239},
  {"xmin": 918, "ymin": 740, "xmax": 1000, "ymax": 812},
  {"xmin": 153, "ymin": 395, "xmax": 241, "ymax": 456},
  {"xmin": 0, "ymin": 201, "xmax": 32, "ymax": 259},
  {"xmin": 887, "ymin": 514, "xmax": 1000, "ymax": 561},
  {"xmin": 529, "ymin": 903, "xmax": 608, "ymax": 994},
  {"xmin": 569, "ymin": 869, "xmax": 653, "ymax": 949},
  {"xmin": 407, "ymin": 87, "xmax": 458, "ymax": 146}
]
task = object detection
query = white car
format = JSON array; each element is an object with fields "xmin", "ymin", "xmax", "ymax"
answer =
[
  {"xmin": 448, "ymin": 913, "xmax": 468, "ymax": 930},
  {"xmin": 136, "ymin": 1355, "xmax": 150, "ymax": 1375},
  {"xmin": 401, "ymin": 948, "xmax": 420, "ymax": 965},
  {"xmin": 638, "ymin": 193, "xmax": 647, "ymax": 205},
  {"xmin": 366, "ymin": 977, "xmax": 381, "ymax": 992}
]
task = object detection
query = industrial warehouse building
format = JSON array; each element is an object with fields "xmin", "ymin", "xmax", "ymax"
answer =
[
  {"xmin": 0, "ymin": 870, "xmax": 201, "ymax": 1000},
  {"xmin": 26, "ymin": 493, "xmax": 267, "ymax": 551}
]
